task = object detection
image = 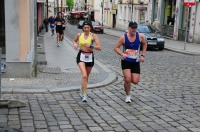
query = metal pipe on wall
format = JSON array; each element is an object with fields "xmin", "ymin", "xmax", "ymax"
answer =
[
  {"xmin": 34, "ymin": 0, "xmax": 38, "ymax": 77},
  {"xmin": 47, "ymin": 0, "xmax": 49, "ymax": 18}
]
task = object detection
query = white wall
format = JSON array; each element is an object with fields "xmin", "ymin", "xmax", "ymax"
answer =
[
  {"xmin": 94, "ymin": 0, "xmax": 102, "ymax": 23},
  {"xmin": 193, "ymin": 3, "xmax": 200, "ymax": 43},
  {"xmin": 116, "ymin": 4, "xmax": 148, "ymax": 30}
]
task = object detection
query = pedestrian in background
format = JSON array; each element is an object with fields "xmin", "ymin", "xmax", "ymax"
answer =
[
  {"xmin": 152, "ymin": 18, "xmax": 161, "ymax": 31},
  {"xmin": 43, "ymin": 18, "xmax": 49, "ymax": 32},
  {"xmin": 72, "ymin": 21, "xmax": 102, "ymax": 102},
  {"xmin": 61, "ymin": 16, "xmax": 66, "ymax": 41},
  {"xmin": 48, "ymin": 16, "xmax": 55, "ymax": 35},
  {"xmin": 114, "ymin": 21, "xmax": 147, "ymax": 103},
  {"xmin": 55, "ymin": 12, "xmax": 64, "ymax": 47}
]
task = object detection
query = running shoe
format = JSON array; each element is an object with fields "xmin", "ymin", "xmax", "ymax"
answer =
[
  {"xmin": 57, "ymin": 42, "xmax": 60, "ymax": 47},
  {"xmin": 125, "ymin": 95, "xmax": 131, "ymax": 103},
  {"xmin": 82, "ymin": 95, "xmax": 87, "ymax": 102}
]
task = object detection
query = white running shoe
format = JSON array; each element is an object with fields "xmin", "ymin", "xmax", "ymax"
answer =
[
  {"xmin": 125, "ymin": 95, "xmax": 131, "ymax": 103},
  {"xmin": 82, "ymin": 95, "xmax": 87, "ymax": 102},
  {"xmin": 57, "ymin": 42, "xmax": 60, "ymax": 47}
]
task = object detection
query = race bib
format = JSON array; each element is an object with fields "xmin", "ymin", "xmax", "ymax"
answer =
[
  {"xmin": 80, "ymin": 52, "xmax": 93, "ymax": 62},
  {"xmin": 62, "ymin": 25, "xmax": 66, "ymax": 27},
  {"xmin": 51, "ymin": 24, "xmax": 55, "ymax": 26},
  {"xmin": 125, "ymin": 49, "xmax": 139, "ymax": 59}
]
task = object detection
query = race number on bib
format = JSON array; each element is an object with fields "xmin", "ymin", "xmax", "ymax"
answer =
[
  {"xmin": 125, "ymin": 49, "xmax": 139, "ymax": 59},
  {"xmin": 80, "ymin": 52, "xmax": 93, "ymax": 62}
]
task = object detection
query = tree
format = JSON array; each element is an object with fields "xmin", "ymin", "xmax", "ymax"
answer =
[{"xmin": 66, "ymin": 0, "xmax": 74, "ymax": 11}]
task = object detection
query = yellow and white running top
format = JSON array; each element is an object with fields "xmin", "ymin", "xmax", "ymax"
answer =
[{"xmin": 78, "ymin": 33, "xmax": 93, "ymax": 47}]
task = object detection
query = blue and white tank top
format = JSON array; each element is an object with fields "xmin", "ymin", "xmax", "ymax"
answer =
[{"xmin": 123, "ymin": 32, "xmax": 141, "ymax": 62}]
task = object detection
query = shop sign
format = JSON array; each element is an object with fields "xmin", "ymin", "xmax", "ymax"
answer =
[
  {"xmin": 184, "ymin": 0, "xmax": 196, "ymax": 7},
  {"xmin": 135, "ymin": 6, "xmax": 147, "ymax": 10},
  {"xmin": 112, "ymin": 4, "xmax": 118, "ymax": 10},
  {"xmin": 104, "ymin": 8, "xmax": 110, "ymax": 10},
  {"xmin": 37, "ymin": 0, "xmax": 46, "ymax": 3}
]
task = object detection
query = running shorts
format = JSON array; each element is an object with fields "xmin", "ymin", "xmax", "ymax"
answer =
[
  {"xmin": 121, "ymin": 60, "xmax": 140, "ymax": 74},
  {"xmin": 56, "ymin": 25, "xmax": 63, "ymax": 34},
  {"xmin": 76, "ymin": 50, "xmax": 94, "ymax": 67}
]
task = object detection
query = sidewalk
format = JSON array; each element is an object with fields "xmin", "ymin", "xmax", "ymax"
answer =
[
  {"xmin": 1, "ymin": 31, "xmax": 116, "ymax": 94},
  {"xmin": 104, "ymin": 28, "xmax": 200, "ymax": 55}
]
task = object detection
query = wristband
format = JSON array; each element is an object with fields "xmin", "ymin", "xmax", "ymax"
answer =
[
  {"xmin": 141, "ymin": 55, "xmax": 145, "ymax": 57},
  {"xmin": 90, "ymin": 44, "xmax": 94, "ymax": 49}
]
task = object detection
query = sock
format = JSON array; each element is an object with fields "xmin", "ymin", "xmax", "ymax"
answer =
[{"xmin": 82, "ymin": 92, "xmax": 87, "ymax": 96}]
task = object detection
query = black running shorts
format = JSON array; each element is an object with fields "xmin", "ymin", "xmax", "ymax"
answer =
[
  {"xmin": 76, "ymin": 50, "xmax": 94, "ymax": 67},
  {"xmin": 56, "ymin": 25, "xmax": 63, "ymax": 34},
  {"xmin": 121, "ymin": 60, "xmax": 140, "ymax": 74}
]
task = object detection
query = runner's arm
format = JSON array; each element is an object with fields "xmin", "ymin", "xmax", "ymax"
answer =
[
  {"xmin": 114, "ymin": 35, "xmax": 127, "ymax": 59},
  {"xmin": 139, "ymin": 33, "xmax": 147, "ymax": 57},
  {"xmin": 92, "ymin": 34, "xmax": 102, "ymax": 51},
  {"xmin": 72, "ymin": 33, "xmax": 80, "ymax": 46}
]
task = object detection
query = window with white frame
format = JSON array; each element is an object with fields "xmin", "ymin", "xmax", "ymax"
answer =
[
  {"xmin": 124, "ymin": 6, "xmax": 126, "ymax": 20},
  {"xmin": 128, "ymin": 7, "xmax": 131, "ymax": 22},
  {"xmin": 119, "ymin": 5, "xmax": 122, "ymax": 19}
]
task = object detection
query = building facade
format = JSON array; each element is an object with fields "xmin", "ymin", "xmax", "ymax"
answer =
[
  {"xmin": 0, "ymin": 0, "xmax": 47, "ymax": 77},
  {"xmin": 1, "ymin": 0, "xmax": 37, "ymax": 77},
  {"xmin": 149, "ymin": 0, "xmax": 200, "ymax": 43},
  {"xmin": 116, "ymin": 0, "xmax": 149, "ymax": 30}
]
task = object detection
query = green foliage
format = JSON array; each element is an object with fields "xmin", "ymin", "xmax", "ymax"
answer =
[{"xmin": 66, "ymin": 0, "xmax": 74, "ymax": 11}]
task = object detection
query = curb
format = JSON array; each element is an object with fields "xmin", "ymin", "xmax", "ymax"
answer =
[
  {"xmin": 164, "ymin": 46, "xmax": 200, "ymax": 56},
  {"xmin": 1, "ymin": 36, "xmax": 117, "ymax": 94}
]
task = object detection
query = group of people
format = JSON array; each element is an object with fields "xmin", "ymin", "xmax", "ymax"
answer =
[
  {"xmin": 43, "ymin": 12, "xmax": 66, "ymax": 47},
  {"xmin": 72, "ymin": 20, "xmax": 147, "ymax": 103}
]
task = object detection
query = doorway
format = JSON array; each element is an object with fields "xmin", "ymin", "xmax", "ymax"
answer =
[
  {"xmin": 0, "ymin": 0, "xmax": 5, "ymax": 54},
  {"xmin": 113, "ymin": 14, "xmax": 116, "ymax": 28}
]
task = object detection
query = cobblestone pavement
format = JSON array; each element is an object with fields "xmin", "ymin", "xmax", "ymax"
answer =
[{"xmin": 1, "ymin": 24, "xmax": 200, "ymax": 132}]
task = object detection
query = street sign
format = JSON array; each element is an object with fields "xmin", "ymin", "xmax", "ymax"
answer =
[{"xmin": 184, "ymin": 0, "xmax": 196, "ymax": 7}]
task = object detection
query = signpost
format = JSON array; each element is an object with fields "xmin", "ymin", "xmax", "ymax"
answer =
[{"xmin": 183, "ymin": 0, "xmax": 196, "ymax": 50}]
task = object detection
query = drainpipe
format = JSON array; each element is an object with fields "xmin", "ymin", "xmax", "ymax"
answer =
[
  {"xmin": 85, "ymin": 0, "xmax": 87, "ymax": 10},
  {"xmin": 131, "ymin": 0, "xmax": 133, "ymax": 21},
  {"xmin": 61, "ymin": 0, "xmax": 63, "ymax": 12},
  {"xmin": 57, "ymin": 0, "xmax": 59, "ymax": 13},
  {"xmin": 102, "ymin": 0, "xmax": 104, "ymax": 26},
  {"xmin": 47, "ymin": 0, "xmax": 48, "ymax": 18},
  {"xmin": 34, "ymin": 0, "xmax": 38, "ymax": 77}
]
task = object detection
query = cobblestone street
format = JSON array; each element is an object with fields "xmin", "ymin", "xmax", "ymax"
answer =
[{"xmin": 1, "ymin": 24, "xmax": 200, "ymax": 132}]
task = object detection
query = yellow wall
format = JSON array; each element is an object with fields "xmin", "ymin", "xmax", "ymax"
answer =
[{"xmin": 19, "ymin": 0, "xmax": 30, "ymax": 62}]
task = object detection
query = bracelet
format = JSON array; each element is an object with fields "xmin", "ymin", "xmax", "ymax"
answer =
[
  {"xmin": 141, "ymin": 55, "xmax": 145, "ymax": 57},
  {"xmin": 90, "ymin": 44, "xmax": 94, "ymax": 49}
]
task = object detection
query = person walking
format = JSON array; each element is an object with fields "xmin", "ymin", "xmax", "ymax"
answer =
[
  {"xmin": 43, "ymin": 18, "xmax": 49, "ymax": 32},
  {"xmin": 55, "ymin": 12, "xmax": 64, "ymax": 47},
  {"xmin": 72, "ymin": 21, "xmax": 102, "ymax": 102},
  {"xmin": 152, "ymin": 18, "xmax": 161, "ymax": 31},
  {"xmin": 61, "ymin": 17, "xmax": 66, "ymax": 41},
  {"xmin": 48, "ymin": 16, "xmax": 55, "ymax": 35},
  {"xmin": 114, "ymin": 21, "xmax": 147, "ymax": 103}
]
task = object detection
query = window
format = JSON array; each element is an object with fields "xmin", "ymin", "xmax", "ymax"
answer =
[
  {"xmin": 128, "ymin": 7, "xmax": 132, "ymax": 21},
  {"xmin": 124, "ymin": 6, "xmax": 126, "ymax": 20}
]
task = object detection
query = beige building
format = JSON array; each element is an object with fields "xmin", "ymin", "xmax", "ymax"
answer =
[
  {"xmin": 116, "ymin": 0, "xmax": 149, "ymax": 30},
  {"xmin": 1, "ymin": 0, "xmax": 36, "ymax": 77}
]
